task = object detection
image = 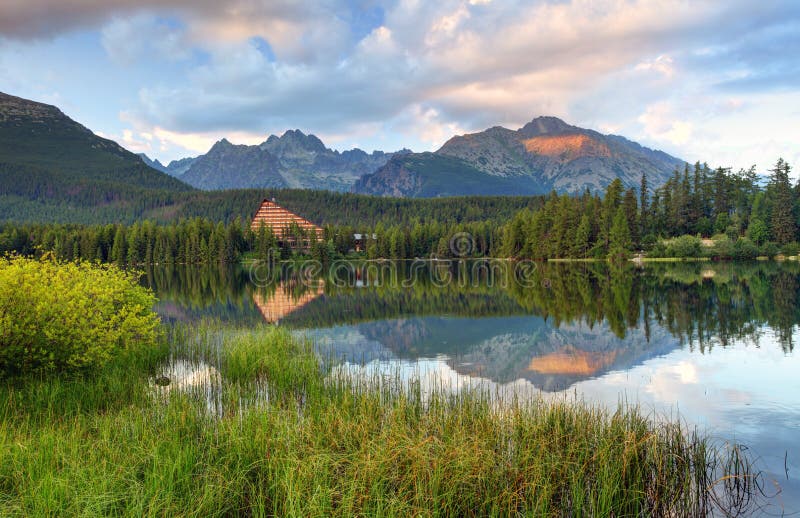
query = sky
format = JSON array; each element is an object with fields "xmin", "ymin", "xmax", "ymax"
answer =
[{"xmin": 0, "ymin": 0, "xmax": 799, "ymax": 173}]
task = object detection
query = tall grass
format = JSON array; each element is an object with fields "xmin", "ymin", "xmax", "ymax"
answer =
[{"xmin": 0, "ymin": 322, "xmax": 764, "ymax": 516}]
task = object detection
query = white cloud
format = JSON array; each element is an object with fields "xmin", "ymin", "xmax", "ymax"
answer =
[
  {"xmin": 635, "ymin": 54, "xmax": 676, "ymax": 78},
  {"xmin": 638, "ymin": 102, "xmax": 694, "ymax": 146},
  {"xmin": 101, "ymin": 15, "xmax": 190, "ymax": 65},
  {"xmin": 7, "ymin": 0, "xmax": 797, "ymax": 167}
]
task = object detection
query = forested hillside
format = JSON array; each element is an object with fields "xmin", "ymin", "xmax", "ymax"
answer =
[
  {"xmin": 503, "ymin": 159, "xmax": 799, "ymax": 259},
  {"xmin": 0, "ymin": 91, "xmax": 192, "ymax": 223}
]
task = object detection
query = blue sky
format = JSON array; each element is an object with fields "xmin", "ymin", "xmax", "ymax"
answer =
[{"xmin": 1, "ymin": 0, "xmax": 799, "ymax": 173}]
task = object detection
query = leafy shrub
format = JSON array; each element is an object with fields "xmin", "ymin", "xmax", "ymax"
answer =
[
  {"xmin": 759, "ymin": 242, "xmax": 779, "ymax": 258},
  {"xmin": 647, "ymin": 240, "xmax": 668, "ymax": 258},
  {"xmin": 0, "ymin": 256, "xmax": 160, "ymax": 375},
  {"xmin": 747, "ymin": 218, "xmax": 769, "ymax": 246},
  {"xmin": 640, "ymin": 233, "xmax": 657, "ymax": 251},
  {"xmin": 709, "ymin": 235, "xmax": 734, "ymax": 259},
  {"xmin": 694, "ymin": 217, "xmax": 713, "ymax": 237},
  {"xmin": 664, "ymin": 235, "xmax": 703, "ymax": 258},
  {"xmin": 781, "ymin": 242, "xmax": 800, "ymax": 256},
  {"xmin": 732, "ymin": 237, "xmax": 759, "ymax": 260}
]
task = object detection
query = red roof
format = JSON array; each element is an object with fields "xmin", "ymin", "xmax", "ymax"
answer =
[{"xmin": 250, "ymin": 199, "xmax": 324, "ymax": 239}]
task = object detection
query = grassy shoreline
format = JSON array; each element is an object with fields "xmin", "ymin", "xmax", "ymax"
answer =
[{"xmin": 0, "ymin": 323, "xmax": 761, "ymax": 516}]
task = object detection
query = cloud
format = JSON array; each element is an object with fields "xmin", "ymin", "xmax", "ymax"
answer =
[
  {"xmin": 3, "ymin": 0, "xmax": 799, "ymax": 167},
  {"xmin": 1, "ymin": 0, "xmax": 356, "ymax": 64},
  {"xmin": 119, "ymin": 1, "xmax": 797, "ymax": 149},
  {"xmin": 635, "ymin": 55, "xmax": 675, "ymax": 78},
  {"xmin": 101, "ymin": 15, "xmax": 190, "ymax": 65},
  {"xmin": 638, "ymin": 102, "xmax": 694, "ymax": 146}
]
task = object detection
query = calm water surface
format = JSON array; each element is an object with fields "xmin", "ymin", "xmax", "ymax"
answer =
[{"xmin": 144, "ymin": 260, "xmax": 800, "ymax": 514}]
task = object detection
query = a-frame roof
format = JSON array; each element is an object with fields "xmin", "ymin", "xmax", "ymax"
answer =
[{"xmin": 250, "ymin": 199, "xmax": 324, "ymax": 239}]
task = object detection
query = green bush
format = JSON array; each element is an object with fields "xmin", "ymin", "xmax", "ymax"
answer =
[
  {"xmin": 732, "ymin": 237, "xmax": 759, "ymax": 260},
  {"xmin": 664, "ymin": 235, "xmax": 703, "ymax": 258},
  {"xmin": 709, "ymin": 235, "xmax": 734, "ymax": 259},
  {"xmin": 694, "ymin": 217, "xmax": 713, "ymax": 237},
  {"xmin": 0, "ymin": 256, "xmax": 160, "ymax": 375},
  {"xmin": 759, "ymin": 241, "xmax": 779, "ymax": 258},
  {"xmin": 648, "ymin": 240, "xmax": 667, "ymax": 258},
  {"xmin": 640, "ymin": 233, "xmax": 657, "ymax": 251},
  {"xmin": 781, "ymin": 242, "xmax": 800, "ymax": 256}
]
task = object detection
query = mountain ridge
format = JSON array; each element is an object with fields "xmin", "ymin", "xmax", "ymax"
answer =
[
  {"xmin": 0, "ymin": 91, "xmax": 190, "ymax": 192},
  {"xmin": 157, "ymin": 129, "xmax": 409, "ymax": 191},
  {"xmin": 2, "ymin": 90, "xmax": 684, "ymax": 202},
  {"xmin": 354, "ymin": 116, "xmax": 684, "ymax": 197}
]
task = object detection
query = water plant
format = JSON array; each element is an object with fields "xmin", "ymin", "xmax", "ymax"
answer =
[{"xmin": 0, "ymin": 322, "xmax": 766, "ymax": 516}]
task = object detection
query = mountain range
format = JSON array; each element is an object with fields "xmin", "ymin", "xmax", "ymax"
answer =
[
  {"xmin": 1, "ymin": 90, "xmax": 687, "ymax": 222},
  {"xmin": 354, "ymin": 116, "xmax": 684, "ymax": 196},
  {"xmin": 141, "ymin": 130, "xmax": 408, "ymax": 191},
  {"xmin": 145, "ymin": 117, "xmax": 683, "ymax": 196}
]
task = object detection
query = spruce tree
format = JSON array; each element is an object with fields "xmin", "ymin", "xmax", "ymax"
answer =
[
  {"xmin": 608, "ymin": 206, "xmax": 632, "ymax": 260},
  {"xmin": 639, "ymin": 173, "xmax": 648, "ymax": 238},
  {"xmin": 623, "ymin": 188, "xmax": 639, "ymax": 248},
  {"xmin": 769, "ymin": 158, "xmax": 797, "ymax": 245},
  {"xmin": 575, "ymin": 214, "xmax": 591, "ymax": 258}
]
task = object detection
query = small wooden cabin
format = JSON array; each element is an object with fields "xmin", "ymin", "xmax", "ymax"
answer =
[
  {"xmin": 251, "ymin": 198, "xmax": 324, "ymax": 249},
  {"xmin": 353, "ymin": 233, "xmax": 377, "ymax": 252}
]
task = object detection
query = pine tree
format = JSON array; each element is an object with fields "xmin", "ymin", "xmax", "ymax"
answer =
[
  {"xmin": 713, "ymin": 167, "xmax": 731, "ymax": 222},
  {"xmin": 622, "ymin": 188, "xmax": 639, "ymax": 248},
  {"xmin": 574, "ymin": 214, "xmax": 591, "ymax": 258},
  {"xmin": 608, "ymin": 206, "xmax": 632, "ymax": 260},
  {"xmin": 601, "ymin": 179, "xmax": 623, "ymax": 248},
  {"xmin": 769, "ymin": 158, "xmax": 797, "ymax": 245},
  {"xmin": 111, "ymin": 226, "xmax": 127, "ymax": 266},
  {"xmin": 639, "ymin": 173, "xmax": 648, "ymax": 238}
]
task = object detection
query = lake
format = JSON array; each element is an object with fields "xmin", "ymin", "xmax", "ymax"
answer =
[{"xmin": 143, "ymin": 259, "xmax": 800, "ymax": 514}]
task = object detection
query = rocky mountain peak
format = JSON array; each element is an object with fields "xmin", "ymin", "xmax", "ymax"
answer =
[
  {"xmin": 357, "ymin": 115, "xmax": 684, "ymax": 197},
  {"xmin": 0, "ymin": 91, "xmax": 65, "ymax": 123},
  {"xmin": 265, "ymin": 129, "xmax": 327, "ymax": 154},
  {"xmin": 518, "ymin": 116, "xmax": 577, "ymax": 137}
]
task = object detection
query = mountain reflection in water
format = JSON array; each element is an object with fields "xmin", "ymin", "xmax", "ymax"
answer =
[
  {"xmin": 143, "ymin": 260, "xmax": 800, "ymax": 511},
  {"xmin": 144, "ymin": 260, "xmax": 798, "ymax": 390}
]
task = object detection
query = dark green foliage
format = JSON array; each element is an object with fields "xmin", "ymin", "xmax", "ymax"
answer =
[
  {"xmin": 0, "ymin": 92, "xmax": 192, "ymax": 224},
  {"xmin": 767, "ymin": 158, "xmax": 796, "ymax": 245},
  {"xmin": 608, "ymin": 206, "xmax": 632, "ymax": 260},
  {"xmin": 507, "ymin": 158, "xmax": 800, "ymax": 259}
]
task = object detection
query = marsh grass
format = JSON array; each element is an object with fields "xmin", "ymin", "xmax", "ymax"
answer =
[{"xmin": 0, "ymin": 322, "xmax": 765, "ymax": 516}]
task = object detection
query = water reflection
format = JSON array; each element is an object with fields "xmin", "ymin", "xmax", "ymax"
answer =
[
  {"xmin": 252, "ymin": 280, "xmax": 323, "ymax": 323},
  {"xmin": 142, "ymin": 260, "xmax": 800, "ymax": 372},
  {"xmin": 143, "ymin": 260, "xmax": 800, "ymax": 511}
]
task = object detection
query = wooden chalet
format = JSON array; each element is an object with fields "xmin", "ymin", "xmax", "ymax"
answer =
[{"xmin": 251, "ymin": 198, "xmax": 324, "ymax": 249}]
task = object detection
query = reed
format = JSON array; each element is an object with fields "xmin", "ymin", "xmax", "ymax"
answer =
[{"xmin": 0, "ymin": 322, "xmax": 763, "ymax": 516}]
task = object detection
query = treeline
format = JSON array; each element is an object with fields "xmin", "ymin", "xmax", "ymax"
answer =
[
  {"xmin": 4, "ymin": 158, "xmax": 799, "ymax": 262},
  {"xmin": 0, "ymin": 220, "xmax": 248, "ymax": 265},
  {"xmin": 175, "ymin": 189, "xmax": 544, "ymax": 227},
  {"xmin": 0, "ymin": 218, "xmax": 504, "ymax": 265},
  {"xmin": 1, "ymin": 168, "xmax": 544, "ymax": 227},
  {"xmin": 503, "ymin": 159, "xmax": 799, "ymax": 259}
]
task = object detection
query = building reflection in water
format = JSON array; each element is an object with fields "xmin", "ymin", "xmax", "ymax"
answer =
[{"xmin": 252, "ymin": 280, "xmax": 324, "ymax": 324}]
